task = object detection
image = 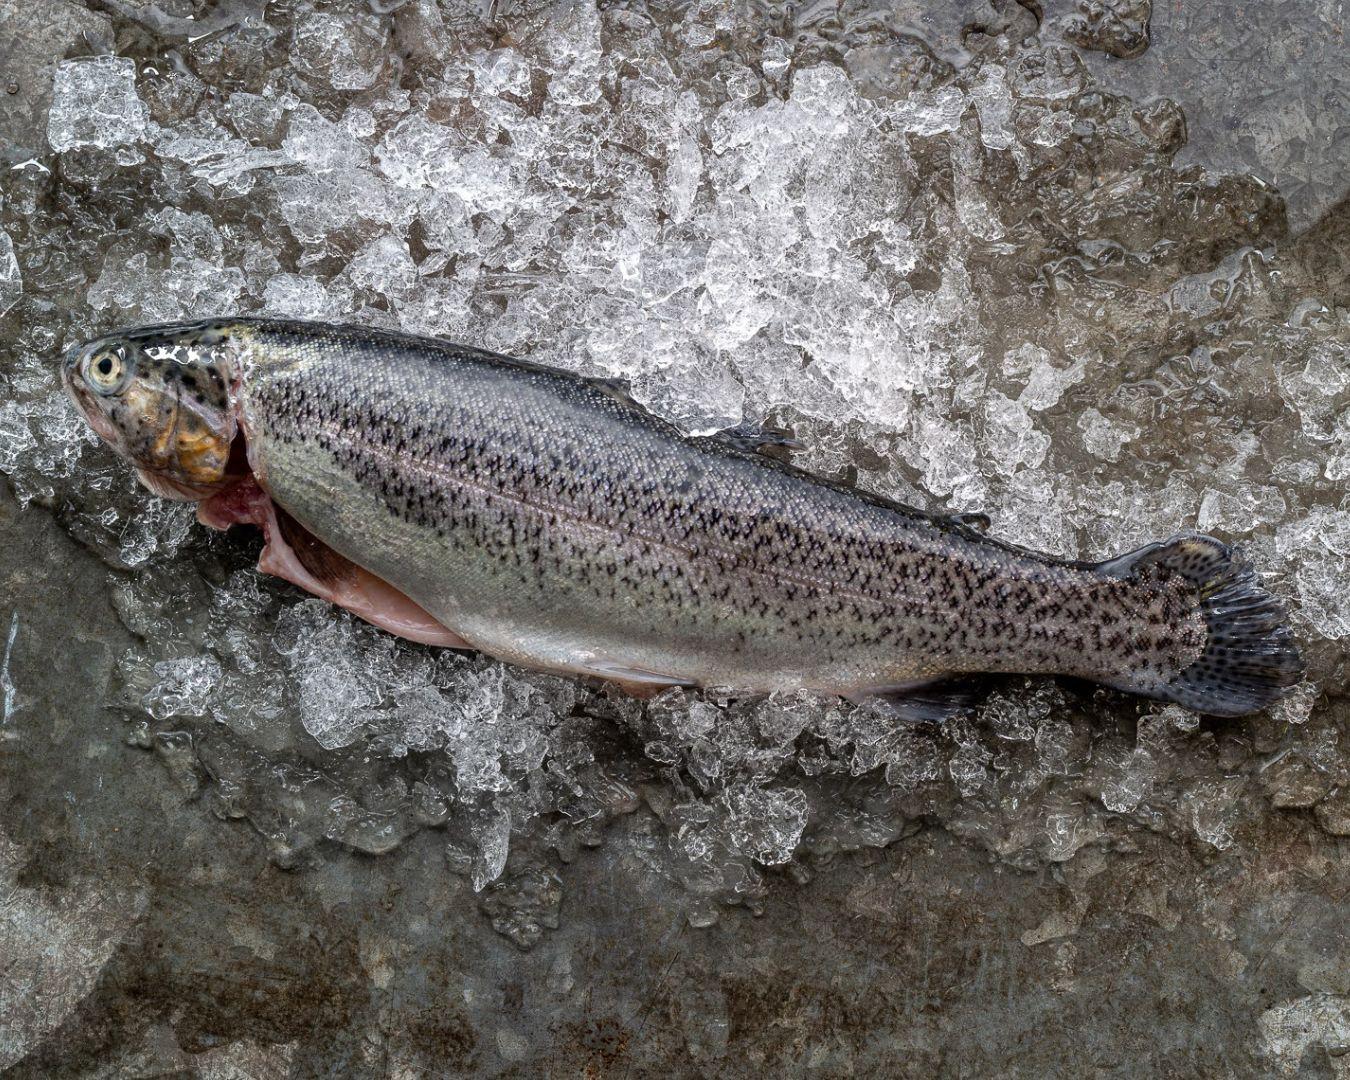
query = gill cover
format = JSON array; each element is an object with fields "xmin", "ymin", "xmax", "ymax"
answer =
[{"xmin": 62, "ymin": 324, "xmax": 241, "ymax": 498}]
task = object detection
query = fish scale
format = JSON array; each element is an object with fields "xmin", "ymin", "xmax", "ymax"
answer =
[{"xmin": 61, "ymin": 317, "xmax": 1304, "ymax": 716}]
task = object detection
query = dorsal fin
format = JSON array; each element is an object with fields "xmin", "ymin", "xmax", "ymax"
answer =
[
  {"xmin": 588, "ymin": 376, "xmax": 641, "ymax": 409},
  {"xmin": 704, "ymin": 422, "xmax": 804, "ymax": 460},
  {"xmin": 949, "ymin": 511, "xmax": 991, "ymax": 533}
]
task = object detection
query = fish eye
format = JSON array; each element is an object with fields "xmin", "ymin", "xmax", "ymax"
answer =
[{"xmin": 84, "ymin": 347, "xmax": 129, "ymax": 393}]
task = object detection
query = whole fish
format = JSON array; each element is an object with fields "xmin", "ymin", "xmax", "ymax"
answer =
[{"xmin": 62, "ymin": 318, "xmax": 1302, "ymax": 717}]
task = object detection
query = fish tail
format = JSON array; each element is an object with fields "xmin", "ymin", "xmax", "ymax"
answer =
[{"xmin": 1096, "ymin": 534, "xmax": 1304, "ymax": 716}]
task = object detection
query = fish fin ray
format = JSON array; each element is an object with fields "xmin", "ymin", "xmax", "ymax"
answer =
[
  {"xmin": 589, "ymin": 376, "xmax": 639, "ymax": 407},
  {"xmin": 1096, "ymin": 534, "xmax": 1304, "ymax": 716},
  {"xmin": 948, "ymin": 511, "xmax": 991, "ymax": 533},
  {"xmin": 707, "ymin": 422, "xmax": 804, "ymax": 459},
  {"xmin": 263, "ymin": 503, "xmax": 469, "ymax": 649},
  {"xmin": 273, "ymin": 505, "xmax": 356, "ymax": 588},
  {"xmin": 856, "ymin": 681, "xmax": 981, "ymax": 724},
  {"xmin": 577, "ymin": 660, "xmax": 696, "ymax": 693}
]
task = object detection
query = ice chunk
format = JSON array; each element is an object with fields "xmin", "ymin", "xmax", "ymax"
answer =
[
  {"xmin": 1276, "ymin": 510, "xmax": 1350, "ymax": 639},
  {"xmin": 468, "ymin": 803, "xmax": 512, "ymax": 891},
  {"xmin": 291, "ymin": 11, "xmax": 387, "ymax": 92},
  {"xmin": 1017, "ymin": 354, "xmax": 1087, "ymax": 411},
  {"xmin": 154, "ymin": 128, "xmax": 291, "ymax": 188},
  {"xmin": 542, "ymin": 1, "xmax": 603, "ymax": 107},
  {"xmin": 1099, "ymin": 748, "xmax": 1156, "ymax": 812},
  {"xmin": 0, "ymin": 232, "xmax": 21, "ymax": 317},
  {"xmin": 789, "ymin": 65, "xmax": 856, "ymax": 134},
  {"xmin": 1185, "ymin": 778, "xmax": 1243, "ymax": 850},
  {"xmin": 970, "ymin": 64, "xmax": 1015, "ymax": 151},
  {"xmin": 947, "ymin": 730, "xmax": 993, "ymax": 796},
  {"xmin": 115, "ymin": 497, "xmax": 196, "ymax": 567},
  {"xmin": 143, "ymin": 656, "xmax": 223, "ymax": 720},
  {"xmin": 374, "ymin": 114, "xmax": 460, "ymax": 189},
  {"xmin": 0, "ymin": 386, "xmax": 97, "ymax": 508},
  {"xmin": 1077, "ymin": 407, "xmax": 1138, "ymax": 462},
  {"xmin": 47, "ymin": 56, "xmax": 149, "ymax": 153},
  {"xmin": 281, "ymin": 104, "xmax": 370, "ymax": 173},
  {"xmin": 271, "ymin": 170, "xmax": 411, "ymax": 247},
  {"xmin": 86, "ymin": 251, "xmax": 245, "ymax": 324},
  {"xmin": 1010, "ymin": 47, "xmax": 1087, "ymax": 102},
  {"xmin": 346, "ymin": 234, "xmax": 417, "ymax": 299},
  {"xmin": 480, "ymin": 866, "xmax": 563, "ymax": 948},
  {"xmin": 1196, "ymin": 486, "xmax": 1287, "ymax": 536},
  {"xmin": 983, "ymin": 392, "xmax": 1050, "ymax": 473},
  {"xmin": 474, "ymin": 49, "xmax": 532, "ymax": 99},
  {"xmin": 272, "ymin": 602, "xmax": 384, "ymax": 749},
  {"xmin": 1059, "ymin": 0, "xmax": 1152, "ymax": 59},
  {"xmin": 890, "ymin": 85, "xmax": 967, "ymax": 135},
  {"xmin": 261, "ymin": 274, "xmax": 352, "ymax": 319},
  {"xmin": 721, "ymin": 783, "xmax": 808, "ymax": 864},
  {"xmin": 760, "ymin": 37, "xmax": 792, "ymax": 81}
]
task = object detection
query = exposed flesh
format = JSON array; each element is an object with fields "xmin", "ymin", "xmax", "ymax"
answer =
[{"xmin": 196, "ymin": 475, "xmax": 469, "ymax": 649}]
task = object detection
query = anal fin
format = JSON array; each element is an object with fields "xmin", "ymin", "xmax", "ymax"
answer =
[
  {"xmin": 853, "ymin": 681, "xmax": 981, "ymax": 724},
  {"xmin": 577, "ymin": 660, "xmax": 696, "ymax": 699},
  {"xmin": 273, "ymin": 506, "xmax": 358, "ymax": 588}
]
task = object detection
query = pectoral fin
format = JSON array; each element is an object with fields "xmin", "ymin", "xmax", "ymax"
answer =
[
  {"xmin": 199, "ymin": 476, "xmax": 470, "ymax": 649},
  {"xmin": 265, "ymin": 507, "xmax": 470, "ymax": 649}
]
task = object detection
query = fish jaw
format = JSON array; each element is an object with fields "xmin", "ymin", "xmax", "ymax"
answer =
[{"xmin": 135, "ymin": 468, "xmax": 223, "ymax": 502}]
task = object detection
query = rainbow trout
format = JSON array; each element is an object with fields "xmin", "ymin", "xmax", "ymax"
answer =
[{"xmin": 62, "ymin": 318, "xmax": 1302, "ymax": 717}]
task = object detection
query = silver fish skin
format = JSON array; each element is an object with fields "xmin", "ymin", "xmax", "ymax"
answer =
[{"xmin": 62, "ymin": 318, "xmax": 1303, "ymax": 716}]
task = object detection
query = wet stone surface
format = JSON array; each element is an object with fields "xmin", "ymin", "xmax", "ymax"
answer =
[{"xmin": 0, "ymin": 0, "xmax": 1347, "ymax": 1075}]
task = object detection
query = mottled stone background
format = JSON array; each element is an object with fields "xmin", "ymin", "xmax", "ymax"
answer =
[{"xmin": 0, "ymin": 0, "xmax": 1347, "ymax": 1076}]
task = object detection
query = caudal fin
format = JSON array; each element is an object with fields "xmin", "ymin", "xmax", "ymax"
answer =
[{"xmin": 1097, "ymin": 535, "xmax": 1304, "ymax": 717}]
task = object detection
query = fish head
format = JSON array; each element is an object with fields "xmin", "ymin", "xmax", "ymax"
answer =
[{"xmin": 62, "ymin": 321, "xmax": 245, "ymax": 500}]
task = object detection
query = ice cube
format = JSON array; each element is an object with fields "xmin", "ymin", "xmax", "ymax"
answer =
[
  {"xmin": 1185, "ymin": 778, "xmax": 1243, "ymax": 850},
  {"xmin": 760, "ymin": 37, "xmax": 792, "ymax": 81},
  {"xmin": 261, "ymin": 274, "xmax": 352, "ymax": 320},
  {"xmin": 541, "ymin": 1, "xmax": 603, "ymax": 107},
  {"xmin": 290, "ymin": 11, "xmax": 387, "ymax": 92},
  {"xmin": 890, "ymin": 85, "xmax": 967, "ymax": 135},
  {"xmin": 970, "ymin": 64, "xmax": 1015, "ymax": 151},
  {"xmin": 86, "ymin": 251, "xmax": 245, "ymax": 324},
  {"xmin": 346, "ymin": 234, "xmax": 417, "ymax": 299},
  {"xmin": 469, "ymin": 803, "xmax": 512, "ymax": 891},
  {"xmin": 47, "ymin": 56, "xmax": 150, "ymax": 153},
  {"xmin": 1099, "ymin": 748, "xmax": 1156, "ymax": 813},
  {"xmin": 272, "ymin": 602, "xmax": 383, "ymax": 750},
  {"xmin": 983, "ymin": 392, "xmax": 1051, "ymax": 473},
  {"xmin": 281, "ymin": 104, "xmax": 370, "ymax": 173},
  {"xmin": 143, "ymin": 656, "xmax": 224, "ymax": 720},
  {"xmin": 474, "ymin": 49, "xmax": 533, "ymax": 99},
  {"xmin": 722, "ymin": 783, "xmax": 808, "ymax": 865},
  {"xmin": 1076, "ymin": 407, "xmax": 1138, "ymax": 462}
]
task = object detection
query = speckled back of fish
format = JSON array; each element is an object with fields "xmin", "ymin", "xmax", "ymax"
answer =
[{"xmin": 63, "ymin": 318, "xmax": 1303, "ymax": 716}]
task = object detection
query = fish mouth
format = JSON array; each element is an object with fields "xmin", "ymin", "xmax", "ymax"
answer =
[{"xmin": 62, "ymin": 375, "xmax": 120, "ymax": 446}]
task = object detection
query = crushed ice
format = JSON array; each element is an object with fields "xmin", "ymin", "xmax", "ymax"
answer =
[{"xmin": 1, "ymin": 0, "xmax": 1346, "ymax": 938}]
